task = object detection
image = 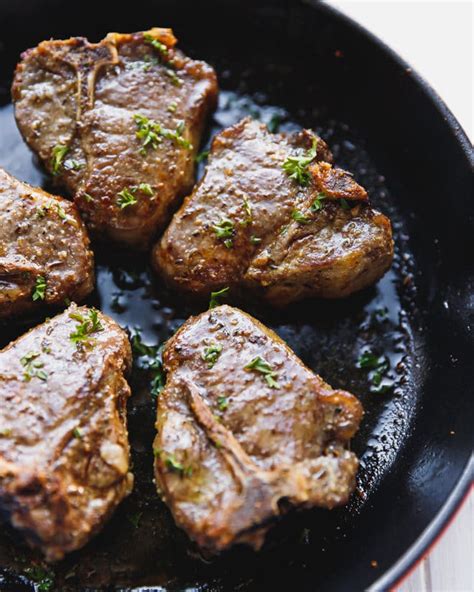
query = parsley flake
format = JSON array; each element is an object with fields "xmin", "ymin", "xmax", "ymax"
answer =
[
  {"xmin": 282, "ymin": 136, "xmax": 318, "ymax": 185},
  {"xmin": 209, "ymin": 286, "xmax": 229, "ymax": 309},
  {"xmin": 217, "ymin": 396, "xmax": 229, "ymax": 411},
  {"xmin": 133, "ymin": 114, "xmax": 191, "ymax": 153},
  {"xmin": 291, "ymin": 209, "xmax": 310, "ymax": 224},
  {"xmin": 202, "ymin": 343, "xmax": 223, "ymax": 368},
  {"xmin": 32, "ymin": 276, "xmax": 47, "ymax": 301},
  {"xmin": 21, "ymin": 351, "xmax": 47, "ymax": 382},
  {"xmin": 244, "ymin": 356, "xmax": 280, "ymax": 388},
  {"xmin": 143, "ymin": 33, "xmax": 168, "ymax": 56},
  {"xmin": 212, "ymin": 219, "xmax": 234, "ymax": 247},
  {"xmin": 51, "ymin": 144, "xmax": 69, "ymax": 175},
  {"xmin": 195, "ymin": 150, "xmax": 209, "ymax": 163},
  {"xmin": 117, "ymin": 188, "xmax": 138, "ymax": 209},
  {"xmin": 311, "ymin": 192, "xmax": 327, "ymax": 212},
  {"xmin": 69, "ymin": 309, "xmax": 104, "ymax": 345}
]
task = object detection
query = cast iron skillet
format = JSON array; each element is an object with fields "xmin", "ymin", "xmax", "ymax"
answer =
[{"xmin": 0, "ymin": 1, "xmax": 472, "ymax": 590}]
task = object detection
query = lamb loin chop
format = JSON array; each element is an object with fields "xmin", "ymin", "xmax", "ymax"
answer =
[
  {"xmin": 0, "ymin": 167, "xmax": 94, "ymax": 319},
  {"xmin": 0, "ymin": 304, "xmax": 133, "ymax": 561},
  {"xmin": 154, "ymin": 305, "xmax": 363, "ymax": 554},
  {"xmin": 154, "ymin": 117, "xmax": 393, "ymax": 305},
  {"xmin": 12, "ymin": 28, "xmax": 218, "ymax": 248}
]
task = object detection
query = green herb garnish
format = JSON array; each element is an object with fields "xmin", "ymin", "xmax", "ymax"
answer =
[
  {"xmin": 202, "ymin": 343, "xmax": 223, "ymax": 368},
  {"xmin": 340, "ymin": 198, "xmax": 351, "ymax": 210},
  {"xmin": 195, "ymin": 150, "xmax": 209, "ymax": 163},
  {"xmin": 311, "ymin": 192, "xmax": 326, "ymax": 212},
  {"xmin": 51, "ymin": 144, "xmax": 68, "ymax": 175},
  {"xmin": 73, "ymin": 427, "xmax": 83, "ymax": 439},
  {"xmin": 83, "ymin": 193, "xmax": 94, "ymax": 202},
  {"xmin": 217, "ymin": 396, "xmax": 229, "ymax": 411},
  {"xmin": 56, "ymin": 204, "xmax": 67, "ymax": 220},
  {"xmin": 69, "ymin": 308, "xmax": 104, "ymax": 345},
  {"xmin": 163, "ymin": 453, "xmax": 192, "ymax": 477},
  {"xmin": 24, "ymin": 565, "xmax": 55, "ymax": 592},
  {"xmin": 127, "ymin": 511, "xmax": 143, "ymax": 528},
  {"xmin": 291, "ymin": 209, "xmax": 310, "ymax": 224},
  {"xmin": 20, "ymin": 352, "xmax": 47, "ymax": 382},
  {"xmin": 282, "ymin": 136, "xmax": 318, "ymax": 185},
  {"xmin": 130, "ymin": 331, "xmax": 165, "ymax": 398},
  {"xmin": 164, "ymin": 67, "xmax": 182, "ymax": 86},
  {"xmin": 133, "ymin": 114, "xmax": 191, "ymax": 153},
  {"xmin": 117, "ymin": 188, "xmax": 138, "ymax": 209},
  {"xmin": 209, "ymin": 287, "xmax": 229, "ymax": 309},
  {"xmin": 357, "ymin": 350, "xmax": 391, "ymax": 393},
  {"xmin": 242, "ymin": 196, "xmax": 252, "ymax": 221},
  {"xmin": 32, "ymin": 276, "xmax": 46, "ymax": 301},
  {"xmin": 137, "ymin": 183, "xmax": 154, "ymax": 196},
  {"xmin": 267, "ymin": 114, "xmax": 281, "ymax": 133},
  {"xmin": 143, "ymin": 33, "xmax": 168, "ymax": 56},
  {"xmin": 250, "ymin": 235, "xmax": 261, "ymax": 244},
  {"xmin": 244, "ymin": 356, "xmax": 280, "ymax": 388},
  {"xmin": 212, "ymin": 218, "xmax": 234, "ymax": 248},
  {"xmin": 167, "ymin": 101, "xmax": 178, "ymax": 113}
]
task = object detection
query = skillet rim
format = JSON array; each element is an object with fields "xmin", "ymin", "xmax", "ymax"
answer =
[
  {"xmin": 0, "ymin": 1, "xmax": 471, "ymax": 589},
  {"xmin": 312, "ymin": 2, "xmax": 472, "ymax": 589}
]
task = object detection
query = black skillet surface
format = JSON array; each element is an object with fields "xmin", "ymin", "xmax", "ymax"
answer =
[{"xmin": 0, "ymin": 1, "xmax": 472, "ymax": 590}]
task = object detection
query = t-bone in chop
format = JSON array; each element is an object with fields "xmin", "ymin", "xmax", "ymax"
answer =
[
  {"xmin": 154, "ymin": 117, "xmax": 393, "ymax": 305},
  {"xmin": 0, "ymin": 167, "xmax": 94, "ymax": 318},
  {"xmin": 12, "ymin": 28, "xmax": 218, "ymax": 248},
  {"xmin": 154, "ymin": 305, "xmax": 363, "ymax": 553},
  {"xmin": 0, "ymin": 305, "xmax": 133, "ymax": 561}
]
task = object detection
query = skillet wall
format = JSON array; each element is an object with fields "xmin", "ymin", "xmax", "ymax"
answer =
[{"xmin": 0, "ymin": 1, "xmax": 472, "ymax": 590}]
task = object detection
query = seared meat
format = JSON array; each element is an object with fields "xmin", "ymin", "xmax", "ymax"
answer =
[
  {"xmin": 154, "ymin": 118, "xmax": 393, "ymax": 305},
  {"xmin": 0, "ymin": 167, "xmax": 94, "ymax": 318},
  {"xmin": 0, "ymin": 304, "xmax": 133, "ymax": 561},
  {"xmin": 154, "ymin": 305, "xmax": 363, "ymax": 553},
  {"xmin": 12, "ymin": 28, "xmax": 218, "ymax": 248}
]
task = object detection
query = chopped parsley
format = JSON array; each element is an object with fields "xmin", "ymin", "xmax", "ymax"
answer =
[
  {"xmin": 137, "ymin": 182, "xmax": 154, "ymax": 196},
  {"xmin": 291, "ymin": 209, "xmax": 310, "ymax": 224},
  {"xmin": 250, "ymin": 235, "xmax": 262, "ymax": 245},
  {"xmin": 212, "ymin": 219, "xmax": 234, "ymax": 248},
  {"xmin": 242, "ymin": 196, "xmax": 252, "ymax": 222},
  {"xmin": 69, "ymin": 308, "xmax": 104, "ymax": 345},
  {"xmin": 195, "ymin": 149, "xmax": 209, "ymax": 163},
  {"xmin": 217, "ymin": 396, "xmax": 229, "ymax": 411},
  {"xmin": 209, "ymin": 286, "xmax": 229, "ymax": 309},
  {"xmin": 143, "ymin": 33, "xmax": 168, "ymax": 56},
  {"xmin": 133, "ymin": 114, "xmax": 191, "ymax": 153},
  {"xmin": 73, "ymin": 427, "xmax": 83, "ymax": 439},
  {"xmin": 202, "ymin": 343, "xmax": 223, "ymax": 368},
  {"xmin": 127, "ymin": 511, "xmax": 143, "ymax": 528},
  {"xmin": 24, "ymin": 565, "xmax": 55, "ymax": 592},
  {"xmin": 117, "ymin": 183, "xmax": 154, "ymax": 209},
  {"xmin": 267, "ymin": 114, "xmax": 281, "ymax": 133},
  {"xmin": 311, "ymin": 192, "xmax": 326, "ymax": 212},
  {"xmin": 117, "ymin": 188, "xmax": 138, "ymax": 209},
  {"xmin": 282, "ymin": 136, "xmax": 318, "ymax": 185},
  {"xmin": 130, "ymin": 330, "xmax": 165, "ymax": 398},
  {"xmin": 357, "ymin": 350, "xmax": 391, "ymax": 393},
  {"xmin": 20, "ymin": 351, "xmax": 47, "ymax": 382},
  {"xmin": 164, "ymin": 67, "xmax": 183, "ymax": 86},
  {"xmin": 157, "ymin": 452, "xmax": 193, "ymax": 477},
  {"xmin": 56, "ymin": 204, "xmax": 67, "ymax": 220},
  {"xmin": 244, "ymin": 356, "xmax": 279, "ymax": 388},
  {"xmin": 51, "ymin": 144, "xmax": 69, "ymax": 175},
  {"xmin": 32, "ymin": 276, "xmax": 46, "ymax": 301},
  {"xmin": 83, "ymin": 192, "xmax": 94, "ymax": 202},
  {"xmin": 340, "ymin": 198, "xmax": 351, "ymax": 210}
]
